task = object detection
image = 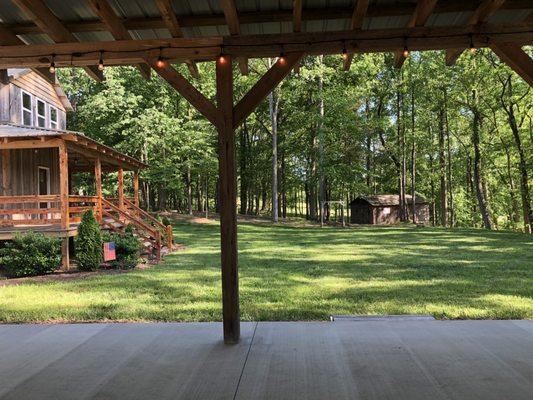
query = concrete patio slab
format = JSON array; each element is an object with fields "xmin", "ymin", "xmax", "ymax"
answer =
[{"xmin": 0, "ymin": 321, "xmax": 531, "ymax": 399}]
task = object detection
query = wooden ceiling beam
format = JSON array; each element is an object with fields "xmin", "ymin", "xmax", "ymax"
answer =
[
  {"xmin": 293, "ymin": 0, "xmax": 303, "ymax": 73},
  {"xmin": 154, "ymin": 0, "xmax": 199, "ymax": 78},
  {"xmin": 149, "ymin": 60, "xmax": 221, "ymax": 127},
  {"xmin": 344, "ymin": 0, "xmax": 370, "ymax": 71},
  {"xmin": 490, "ymin": 44, "xmax": 533, "ymax": 86},
  {"xmin": 233, "ymin": 53, "xmax": 303, "ymax": 128},
  {"xmin": 220, "ymin": 0, "xmax": 248, "ymax": 76},
  {"xmin": 87, "ymin": 0, "xmax": 151, "ymax": 80},
  {"xmin": 446, "ymin": 0, "xmax": 507, "ymax": 66},
  {"xmin": 394, "ymin": 0, "xmax": 438, "ymax": 68},
  {"xmin": 0, "ymin": 23, "xmax": 530, "ymax": 69},
  {"xmin": 10, "ymin": 0, "xmax": 104, "ymax": 82}
]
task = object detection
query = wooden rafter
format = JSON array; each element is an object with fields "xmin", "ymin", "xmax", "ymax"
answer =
[
  {"xmin": 233, "ymin": 53, "xmax": 303, "ymax": 128},
  {"xmin": 87, "ymin": 0, "xmax": 151, "ymax": 80},
  {"xmin": 0, "ymin": 23, "xmax": 529, "ymax": 69},
  {"xmin": 490, "ymin": 44, "xmax": 533, "ymax": 86},
  {"xmin": 10, "ymin": 0, "xmax": 104, "ymax": 82},
  {"xmin": 220, "ymin": 0, "xmax": 248, "ymax": 75},
  {"xmin": 154, "ymin": 0, "xmax": 199, "ymax": 78},
  {"xmin": 149, "ymin": 61, "xmax": 221, "ymax": 127},
  {"xmin": 394, "ymin": 0, "xmax": 438, "ymax": 68},
  {"xmin": 343, "ymin": 0, "xmax": 370, "ymax": 71},
  {"xmin": 293, "ymin": 0, "xmax": 303, "ymax": 73},
  {"xmin": 446, "ymin": 0, "xmax": 506, "ymax": 66}
]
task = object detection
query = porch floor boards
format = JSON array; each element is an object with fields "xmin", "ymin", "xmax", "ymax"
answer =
[
  {"xmin": 0, "ymin": 321, "xmax": 531, "ymax": 399},
  {"xmin": 0, "ymin": 223, "xmax": 78, "ymax": 240}
]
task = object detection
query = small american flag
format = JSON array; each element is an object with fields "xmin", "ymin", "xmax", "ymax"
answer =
[{"xmin": 103, "ymin": 242, "xmax": 116, "ymax": 261}]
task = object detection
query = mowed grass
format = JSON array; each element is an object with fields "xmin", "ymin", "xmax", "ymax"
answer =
[{"xmin": 0, "ymin": 218, "xmax": 532, "ymax": 322}]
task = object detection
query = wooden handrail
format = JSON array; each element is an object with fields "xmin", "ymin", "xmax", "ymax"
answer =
[
  {"xmin": 69, "ymin": 196, "xmax": 98, "ymax": 203},
  {"xmin": 102, "ymin": 198, "xmax": 158, "ymax": 239},
  {"xmin": 0, "ymin": 195, "xmax": 60, "ymax": 203},
  {"xmin": 122, "ymin": 198, "xmax": 173, "ymax": 248}
]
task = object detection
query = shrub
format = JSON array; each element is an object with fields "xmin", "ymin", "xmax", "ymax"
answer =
[
  {"xmin": 75, "ymin": 210, "xmax": 103, "ymax": 271},
  {"xmin": 161, "ymin": 215, "xmax": 172, "ymax": 227},
  {"xmin": 0, "ymin": 232, "xmax": 61, "ymax": 278},
  {"xmin": 102, "ymin": 225, "xmax": 142, "ymax": 269}
]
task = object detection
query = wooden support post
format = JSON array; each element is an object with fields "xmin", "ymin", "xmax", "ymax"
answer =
[
  {"xmin": 166, "ymin": 225, "xmax": 173, "ymax": 249},
  {"xmin": 216, "ymin": 54, "xmax": 240, "ymax": 344},
  {"xmin": 118, "ymin": 167, "xmax": 124, "ymax": 210},
  {"xmin": 59, "ymin": 142, "xmax": 69, "ymax": 270},
  {"xmin": 95, "ymin": 157, "xmax": 102, "ymax": 222},
  {"xmin": 133, "ymin": 170, "xmax": 140, "ymax": 208},
  {"xmin": 2, "ymin": 149, "xmax": 11, "ymax": 195}
]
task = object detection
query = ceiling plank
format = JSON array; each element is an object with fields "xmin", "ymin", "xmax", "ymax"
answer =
[
  {"xmin": 490, "ymin": 44, "xmax": 533, "ymax": 86},
  {"xmin": 446, "ymin": 0, "xmax": 507, "ymax": 66},
  {"xmin": 293, "ymin": 0, "xmax": 303, "ymax": 73},
  {"xmin": 344, "ymin": 0, "xmax": 370, "ymax": 71},
  {"xmin": 0, "ymin": 23, "xmax": 530, "ymax": 68},
  {"xmin": 234, "ymin": 53, "xmax": 303, "ymax": 128},
  {"xmin": 10, "ymin": 0, "xmax": 104, "ymax": 82},
  {"xmin": 220, "ymin": 0, "xmax": 249, "ymax": 75},
  {"xmin": 149, "ymin": 60, "xmax": 221, "ymax": 127},
  {"xmin": 394, "ymin": 0, "xmax": 438, "ymax": 68},
  {"xmin": 87, "ymin": 0, "xmax": 151, "ymax": 80}
]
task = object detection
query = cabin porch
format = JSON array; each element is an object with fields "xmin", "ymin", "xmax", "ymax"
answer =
[{"xmin": 0, "ymin": 124, "xmax": 173, "ymax": 269}]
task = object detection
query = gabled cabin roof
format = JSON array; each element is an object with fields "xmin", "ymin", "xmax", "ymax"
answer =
[
  {"xmin": 351, "ymin": 195, "xmax": 428, "ymax": 207},
  {"xmin": 0, "ymin": 123, "xmax": 147, "ymax": 171},
  {"xmin": 7, "ymin": 68, "xmax": 74, "ymax": 112}
]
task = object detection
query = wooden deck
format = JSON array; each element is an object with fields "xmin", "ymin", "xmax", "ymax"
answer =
[
  {"xmin": 0, "ymin": 223, "xmax": 78, "ymax": 240},
  {"xmin": 0, "ymin": 320, "xmax": 531, "ymax": 399}
]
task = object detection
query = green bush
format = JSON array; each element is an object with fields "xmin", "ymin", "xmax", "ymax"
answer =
[
  {"xmin": 161, "ymin": 215, "xmax": 172, "ymax": 227},
  {"xmin": 102, "ymin": 225, "xmax": 142, "ymax": 269},
  {"xmin": 0, "ymin": 232, "xmax": 61, "ymax": 278},
  {"xmin": 75, "ymin": 210, "xmax": 103, "ymax": 271}
]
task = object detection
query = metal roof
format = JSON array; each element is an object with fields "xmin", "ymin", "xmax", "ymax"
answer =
[
  {"xmin": 0, "ymin": 0, "xmax": 529, "ymax": 45},
  {"xmin": 0, "ymin": 123, "xmax": 146, "ymax": 170},
  {"xmin": 352, "ymin": 194, "xmax": 428, "ymax": 206}
]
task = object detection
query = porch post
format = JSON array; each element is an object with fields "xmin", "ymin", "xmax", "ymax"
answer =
[
  {"xmin": 59, "ymin": 141, "xmax": 70, "ymax": 270},
  {"xmin": 95, "ymin": 157, "xmax": 102, "ymax": 222},
  {"xmin": 1, "ymin": 149, "xmax": 10, "ymax": 195},
  {"xmin": 118, "ymin": 167, "xmax": 124, "ymax": 210},
  {"xmin": 133, "ymin": 170, "xmax": 139, "ymax": 208},
  {"xmin": 216, "ymin": 54, "xmax": 240, "ymax": 344}
]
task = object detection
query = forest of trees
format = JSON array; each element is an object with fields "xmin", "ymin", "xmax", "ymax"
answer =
[{"xmin": 59, "ymin": 49, "xmax": 532, "ymax": 233}]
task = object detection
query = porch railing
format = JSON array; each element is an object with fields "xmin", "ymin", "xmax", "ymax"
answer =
[{"xmin": 0, "ymin": 195, "xmax": 61, "ymax": 226}]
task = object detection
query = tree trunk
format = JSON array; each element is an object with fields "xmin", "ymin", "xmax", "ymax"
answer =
[
  {"xmin": 239, "ymin": 121, "xmax": 248, "ymax": 215},
  {"xmin": 268, "ymin": 58, "xmax": 279, "ymax": 222},
  {"xmin": 471, "ymin": 90, "xmax": 491, "ymax": 229},
  {"xmin": 318, "ymin": 55, "xmax": 326, "ymax": 223},
  {"xmin": 438, "ymin": 108, "xmax": 447, "ymax": 227}
]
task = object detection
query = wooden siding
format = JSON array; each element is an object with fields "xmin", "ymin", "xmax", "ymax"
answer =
[{"xmin": 0, "ymin": 71, "xmax": 67, "ymax": 129}]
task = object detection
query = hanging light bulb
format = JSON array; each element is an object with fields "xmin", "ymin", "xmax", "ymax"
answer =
[
  {"xmin": 402, "ymin": 45, "xmax": 409, "ymax": 58},
  {"xmin": 98, "ymin": 51, "xmax": 104, "ymax": 71},
  {"xmin": 469, "ymin": 35, "xmax": 476, "ymax": 54},
  {"xmin": 49, "ymin": 55, "xmax": 56, "ymax": 74},
  {"xmin": 218, "ymin": 46, "xmax": 227, "ymax": 64},
  {"xmin": 278, "ymin": 45, "xmax": 286, "ymax": 66},
  {"xmin": 341, "ymin": 41, "xmax": 348, "ymax": 61},
  {"xmin": 155, "ymin": 48, "xmax": 166, "ymax": 68}
]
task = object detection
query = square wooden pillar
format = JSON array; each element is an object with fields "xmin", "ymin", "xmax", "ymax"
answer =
[
  {"xmin": 133, "ymin": 170, "xmax": 140, "ymax": 208},
  {"xmin": 59, "ymin": 142, "xmax": 70, "ymax": 270},
  {"xmin": 118, "ymin": 167, "xmax": 124, "ymax": 210},
  {"xmin": 95, "ymin": 158, "xmax": 103, "ymax": 222},
  {"xmin": 216, "ymin": 55, "xmax": 240, "ymax": 344}
]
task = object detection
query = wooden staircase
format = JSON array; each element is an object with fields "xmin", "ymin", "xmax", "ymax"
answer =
[{"xmin": 100, "ymin": 198, "xmax": 173, "ymax": 261}]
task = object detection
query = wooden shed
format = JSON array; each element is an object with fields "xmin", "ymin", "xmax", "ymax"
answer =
[{"xmin": 350, "ymin": 195, "xmax": 430, "ymax": 225}]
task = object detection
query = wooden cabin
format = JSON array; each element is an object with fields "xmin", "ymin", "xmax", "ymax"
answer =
[
  {"xmin": 350, "ymin": 195, "xmax": 430, "ymax": 225},
  {"xmin": 0, "ymin": 69, "xmax": 172, "ymax": 269}
]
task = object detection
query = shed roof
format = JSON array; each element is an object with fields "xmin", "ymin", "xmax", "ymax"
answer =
[
  {"xmin": 0, "ymin": 123, "xmax": 146, "ymax": 170},
  {"xmin": 352, "ymin": 194, "xmax": 428, "ymax": 206}
]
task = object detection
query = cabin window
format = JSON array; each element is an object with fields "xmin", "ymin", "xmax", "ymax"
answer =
[
  {"xmin": 382, "ymin": 207, "xmax": 391, "ymax": 215},
  {"xmin": 36, "ymin": 99, "xmax": 46, "ymax": 128},
  {"xmin": 21, "ymin": 91, "xmax": 33, "ymax": 126},
  {"xmin": 49, "ymin": 106, "xmax": 58, "ymax": 129}
]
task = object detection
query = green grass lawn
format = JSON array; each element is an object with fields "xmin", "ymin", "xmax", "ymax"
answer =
[{"xmin": 0, "ymin": 218, "xmax": 532, "ymax": 322}]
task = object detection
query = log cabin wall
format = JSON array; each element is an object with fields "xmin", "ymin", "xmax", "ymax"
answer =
[
  {"xmin": 0, "ymin": 148, "xmax": 60, "ymax": 210},
  {"xmin": 0, "ymin": 70, "xmax": 67, "ymax": 129}
]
